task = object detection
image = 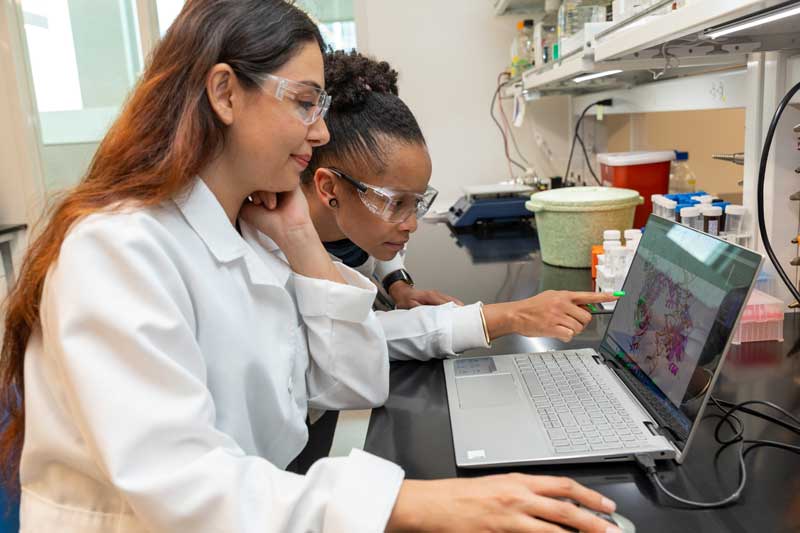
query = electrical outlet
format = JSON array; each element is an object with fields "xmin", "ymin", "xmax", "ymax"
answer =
[{"xmin": 710, "ymin": 80, "xmax": 726, "ymax": 102}]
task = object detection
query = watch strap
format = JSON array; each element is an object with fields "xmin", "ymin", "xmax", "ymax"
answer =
[{"xmin": 382, "ymin": 269, "xmax": 414, "ymax": 292}]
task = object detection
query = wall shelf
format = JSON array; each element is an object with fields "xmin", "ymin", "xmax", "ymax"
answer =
[
  {"xmin": 517, "ymin": 0, "xmax": 798, "ymax": 97},
  {"xmin": 521, "ymin": 48, "xmax": 748, "ymax": 94},
  {"xmin": 522, "ymin": 54, "xmax": 593, "ymax": 92},
  {"xmin": 593, "ymin": 0, "xmax": 791, "ymax": 62},
  {"xmin": 492, "ymin": 0, "xmax": 545, "ymax": 16},
  {"xmin": 573, "ymin": 67, "xmax": 749, "ymax": 114}
]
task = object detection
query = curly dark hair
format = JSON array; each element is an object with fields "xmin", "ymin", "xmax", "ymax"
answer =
[{"xmin": 302, "ymin": 49, "xmax": 426, "ymax": 182}]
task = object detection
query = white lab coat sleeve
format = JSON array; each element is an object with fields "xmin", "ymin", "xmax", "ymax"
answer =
[
  {"xmin": 293, "ymin": 262, "xmax": 390, "ymax": 410},
  {"xmin": 376, "ymin": 302, "xmax": 490, "ymax": 361},
  {"xmin": 372, "ymin": 253, "xmax": 406, "ymax": 284},
  {"xmin": 41, "ymin": 217, "xmax": 403, "ymax": 533}
]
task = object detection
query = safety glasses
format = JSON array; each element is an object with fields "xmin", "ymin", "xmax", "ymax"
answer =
[
  {"xmin": 327, "ymin": 167, "xmax": 438, "ymax": 223},
  {"xmin": 257, "ymin": 73, "xmax": 331, "ymax": 125}
]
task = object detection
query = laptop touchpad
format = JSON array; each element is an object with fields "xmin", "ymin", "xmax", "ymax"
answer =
[{"xmin": 456, "ymin": 374, "xmax": 518, "ymax": 409}]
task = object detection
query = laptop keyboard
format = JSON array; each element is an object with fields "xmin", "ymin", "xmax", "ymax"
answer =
[{"xmin": 514, "ymin": 352, "xmax": 651, "ymax": 454}]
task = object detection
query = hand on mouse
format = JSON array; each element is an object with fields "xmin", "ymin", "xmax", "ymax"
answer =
[
  {"xmin": 546, "ymin": 498, "xmax": 624, "ymax": 532},
  {"xmin": 386, "ymin": 474, "xmax": 620, "ymax": 532}
]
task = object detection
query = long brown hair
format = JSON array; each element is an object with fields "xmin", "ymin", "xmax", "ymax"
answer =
[{"xmin": 0, "ymin": 0, "xmax": 323, "ymax": 490}]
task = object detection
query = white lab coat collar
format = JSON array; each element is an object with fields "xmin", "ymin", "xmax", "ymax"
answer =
[
  {"xmin": 174, "ymin": 177, "xmax": 287, "ymax": 287},
  {"xmin": 174, "ymin": 178, "xmax": 249, "ymax": 263}
]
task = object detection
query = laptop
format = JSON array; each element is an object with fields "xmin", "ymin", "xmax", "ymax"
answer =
[{"xmin": 444, "ymin": 215, "xmax": 764, "ymax": 467}]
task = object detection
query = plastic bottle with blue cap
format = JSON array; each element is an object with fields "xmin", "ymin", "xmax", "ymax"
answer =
[{"xmin": 669, "ymin": 151, "xmax": 697, "ymax": 194}]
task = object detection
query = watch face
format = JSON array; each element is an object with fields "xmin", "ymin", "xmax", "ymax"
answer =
[{"xmin": 399, "ymin": 270, "xmax": 414, "ymax": 286}]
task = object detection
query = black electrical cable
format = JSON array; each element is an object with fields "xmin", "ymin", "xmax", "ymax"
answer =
[
  {"xmin": 565, "ymin": 100, "xmax": 611, "ymax": 185},
  {"xmin": 490, "ymin": 76, "xmax": 527, "ymax": 172},
  {"xmin": 576, "ymin": 134, "xmax": 602, "ymax": 185},
  {"xmin": 757, "ymin": 78, "xmax": 800, "ymax": 306},
  {"xmin": 635, "ymin": 396, "xmax": 800, "ymax": 509},
  {"xmin": 564, "ymin": 103, "xmax": 594, "ymax": 184},
  {"xmin": 712, "ymin": 397, "xmax": 800, "ymax": 435}
]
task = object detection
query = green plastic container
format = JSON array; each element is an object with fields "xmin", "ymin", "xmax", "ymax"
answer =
[{"xmin": 526, "ymin": 187, "xmax": 643, "ymax": 268}]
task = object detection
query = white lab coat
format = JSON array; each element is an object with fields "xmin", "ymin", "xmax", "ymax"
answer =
[
  {"xmin": 348, "ymin": 258, "xmax": 489, "ymax": 361},
  {"xmin": 20, "ymin": 179, "xmax": 404, "ymax": 533}
]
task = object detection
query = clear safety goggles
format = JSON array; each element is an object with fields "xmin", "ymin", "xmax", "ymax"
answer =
[
  {"xmin": 257, "ymin": 73, "xmax": 331, "ymax": 125},
  {"xmin": 327, "ymin": 167, "xmax": 438, "ymax": 223}
]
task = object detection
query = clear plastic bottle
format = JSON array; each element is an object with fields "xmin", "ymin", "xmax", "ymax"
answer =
[
  {"xmin": 725, "ymin": 205, "xmax": 747, "ymax": 236},
  {"xmin": 610, "ymin": 247, "xmax": 628, "ymax": 291},
  {"xmin": 662, "ymin": 199, "xmax": 677, "ymax": 221},
  {"xmin": 511, "ymin": 19, "xmax": 536, "ymax": 74},
  {"xmin": 597, "ymin": 240, "xmax": 621, "ymax": 293},
  {"xmin": 679, "ymin": 206, "xmax": 702, "ymax": 231},
  {"xmin": 558, "ymin": 1, "xmax": 608, "ymax": 42},
  {"xmin": 603, "ymin": 229, "xmax": 621, "ymax": 243},
  {"xmin": 652, "ymin": 194, "xmax": 668, "ymax": 217},
  {"xmin": 624, "ymin": 229, "xmax": 641, "ymax": 250},
  {"xmin": 669, "ymin": 151, "xmax": 697, "ymax": 194},
  {"xmin": 622, "ymin": 229, "xmax": 641, "ymax": 273},
  {"xmin": 601, "ymin": 240, "xmax": 621, "ymax": 267}
]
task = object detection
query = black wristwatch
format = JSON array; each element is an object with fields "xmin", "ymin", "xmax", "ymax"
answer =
[{"xmin": 382, "ymin": 269, "xmax": 414, "ymax": 293}]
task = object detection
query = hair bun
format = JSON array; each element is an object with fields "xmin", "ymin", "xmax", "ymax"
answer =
[{"xmin": 324, "ymin": 50, "xmax": 399, "ymax": 111}]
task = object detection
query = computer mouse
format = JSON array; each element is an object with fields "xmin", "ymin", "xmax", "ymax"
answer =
[
  {"xmin": 563, "ymin": 510, "xmax": 635, "ymax": 533},
  {"xmin": 548, "ymin": 500, "xmax": 636, "ymax": 532}
]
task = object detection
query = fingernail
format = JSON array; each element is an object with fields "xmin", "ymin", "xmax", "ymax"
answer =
[
  {"xmin": 601, "ymin": 497, "xmax": 616, "ymax": 512},
  {"xmin": 606, "ymin": 527, "xmax": 622, "ymax": 533}
]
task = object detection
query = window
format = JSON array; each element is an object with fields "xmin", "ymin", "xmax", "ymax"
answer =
[
  {"xmin": 18, "ymin": 0, "xmax": 356, "ymax": 191},
  {"xmin": 21, "ymin": 0, "xmax": 82, "ymax": 113},
  {"xmin": 318, "ymin": 20, "xmax": 358, "ymax": 52},
  {"xmin": 295, "ymin": 0, "xmax": 358, "ymax": 51},
  {"xmin": 21, "ymin": 0, "xmax": 142, "ymax": 145},
  {"xmin": 156, "ymin": 1, "xmax": 357, "ymax": 50},
  {"xmin": 156, "ymin": 0, "xmax": 185, "ymax": 36}
]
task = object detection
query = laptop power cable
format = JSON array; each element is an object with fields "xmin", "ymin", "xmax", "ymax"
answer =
[{"xmin": 635, "ymin": 396, "xmax": 800, "ymax": 509}]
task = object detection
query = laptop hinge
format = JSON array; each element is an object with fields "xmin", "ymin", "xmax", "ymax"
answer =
[{"xmin": 644, "ymin": 420, "xmax": 682, "ymax": 445}]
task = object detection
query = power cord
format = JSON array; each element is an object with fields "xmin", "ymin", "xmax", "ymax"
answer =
[
  {"xmin": 496, "ymin": 74, "xmax": 532, "ymax": 170},
  {"xmin": 757, "ymin": 78, "xmax": 800, "ymax": 307},
  {"xmin": 635, "ymin": 396, "xmax": 800, "ymax": 508},
  {"xmin": 564, "ymin": 99, "xmax": 612, "ymax": 186},
  {"xmin": 576, "ymin": 135, "xmax": 600, "ymax": 184},
  {"xmin": 491, "ymin": 73, "xmax": 528, "ymax": 174}
]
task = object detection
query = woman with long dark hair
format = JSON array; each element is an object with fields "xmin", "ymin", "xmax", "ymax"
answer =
[{"xmin": 0, "ymin": 2, "xmax": 619, "ymax": 531}]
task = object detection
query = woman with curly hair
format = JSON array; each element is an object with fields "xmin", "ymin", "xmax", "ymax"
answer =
[{"xmin": 298, "ymin": 50, "xmax": 617, "ymax": 362}]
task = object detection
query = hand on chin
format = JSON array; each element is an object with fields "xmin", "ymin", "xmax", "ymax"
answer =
[{"xmin": 242, "ymin": 187, "xmax": 315, "ymax": 248}]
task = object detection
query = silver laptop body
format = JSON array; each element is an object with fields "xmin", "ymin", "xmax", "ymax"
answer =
[{"xmin": 445, "ymin": 216, "xmax": 764, "ymax": 468}]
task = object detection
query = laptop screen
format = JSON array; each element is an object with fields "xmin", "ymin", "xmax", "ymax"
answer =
[{"xmin": 599, "ymin": 215, "xmax": 763, "ymax": 451}]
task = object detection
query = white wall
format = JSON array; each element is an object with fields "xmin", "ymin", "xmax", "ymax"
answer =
[{"xmin": 354, "ymin": 0, "xmax": 570, "ymax": 207}]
